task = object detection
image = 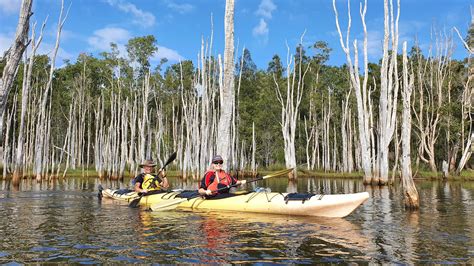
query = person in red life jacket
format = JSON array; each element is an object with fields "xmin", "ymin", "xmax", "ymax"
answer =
[
  {"xmin": 134, "ymin": 159, "xmax": 169, "ymax": 193},
  {"xmin": 198, "ymin": 155, "xmax": 241, "ymax": 198}
]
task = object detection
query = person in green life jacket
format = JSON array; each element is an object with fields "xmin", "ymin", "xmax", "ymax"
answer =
[
  {"xmin": 198, "ymin": 155, "xmax": 242, "ymax": 198},
  {"xmin": 134, "ymin": 159, "xmax": 169, "ymax": 193}
]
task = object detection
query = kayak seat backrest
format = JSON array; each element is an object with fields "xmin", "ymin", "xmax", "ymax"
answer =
[
  {"xmin": 284, "ymin": 193, "xmax": 316, "ymax": 204},
  {"xmin": 177, "ymin": 190, "xmax": 200, "ymax": 199},
  {"xmin": 113, "ymin": 189, "xmax": 134, "ymax": 195},
  {"xmin": 177, "ymin": 190, "xmax": 253, "ymax": 200}
]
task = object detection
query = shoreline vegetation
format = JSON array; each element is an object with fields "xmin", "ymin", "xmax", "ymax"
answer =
[{"xmin": 1, "ymin": 167, "xmax": 473, "ymax": 181}]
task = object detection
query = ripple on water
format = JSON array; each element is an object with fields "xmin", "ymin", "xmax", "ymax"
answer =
[
  {"xmin": 112, "ymin": 255, "xmax": 143, "ymax": 263},
  {"xmin": 72, "ymin": 244, "xmax": 101, "ymax": 250},
  {"xmin": 29, "ymin": 246, "xmax": 59, "ymax": 252}
]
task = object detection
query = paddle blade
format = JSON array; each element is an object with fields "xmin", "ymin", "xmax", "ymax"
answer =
[
  {"xmin": 128, "ymin": 196, "xmax": 142, "ymax": 208},
  {"xmin": 261, "ymin": 168, "xmax": 294, "ymax": 180},
  {"xmin": 149, "ymin": 198, "xmax": 187, "ymax": 212},
  {"xmin": 163, "ymin": 151, "xmax": 177, "ymax": 169}
]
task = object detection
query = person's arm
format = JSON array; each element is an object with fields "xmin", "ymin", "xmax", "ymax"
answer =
[
  {"xmin": 134, "ymin": 182, "xmax": 147, "ymax": 193},
  {"xmin": 159, "ymin": 170, "xmax": 169, "ymax": 189},
  {"xmin": 134, "ymin": 174, "xmax": 147, "ymax": 193},
  {"xmin": 198, "ymin": 173, "xmax": 214, "ymax": 196},
  {"xmin": 230, "ymin": 174, "xmax": 241, "ymax": 186}
]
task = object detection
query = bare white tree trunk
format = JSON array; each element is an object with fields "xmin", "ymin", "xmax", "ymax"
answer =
[
  {"xmin": 217, "ymin": 0, "xmax": 235, "ymax": 171},
  {"xmin": 94, "ymin": 97, "xmax": 105, "ymax": 178},
  {"xmin": 376, "ymin": 0, "xmax": 400, "ymax": 185},
  {"xmin": 341, "ymin": 88, "xmax": 354, "ymax": 173},
  {"xmin": 323, "ymin": 92, "xmax": 332, "ymax": 172},
  {"xmin": 128, "ymin": 94, "xmax": 138, "ymax": 173},
  {"xmin": 401, "ymin": 42, "xmax": 419, "ymax": 209},
  {"xmin": 0, "ymin": 0, "xmax": 33, "ymax": 142},
  {"xmin": 138, "ymin": 73, "xmax": 151, "ymax": 164},
  {"xmin": 13, "ymin": 19, "xmax": 46, "ymax": 183},
  {"xmin": 304, "ymin": 116, "xmax": 315, "ymax": 170},
  {"xmin": 3, "ymin": 97, "xmax": 17, "ymax": 178},
  {"xmin": 412, "ymin": 32, "xmax": 453, "ymax": 173},
  {"xmin": 249, "ymin": 122, "xmax": 255, "ymax": 174},
  {"xmin": 33, "ymin": 0, "xmax": 68, "ymax": 181},
  {"xmin": 454, "ymin": 16, "xmax": 473, "ymax": 175},
  {"xmin": 333, "ymin": 0, "xmax": 373, "ymax": 182},
  {"xmin": 274, "ymin": 35, "xmax": 309, "ymax": 179}
]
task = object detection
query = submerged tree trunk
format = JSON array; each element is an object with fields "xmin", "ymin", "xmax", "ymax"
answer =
[
  {"xmin": 217, "ymin": 0, "xmax": 235, "ymax": 170},
  {"xmin": 401, "ymin": 42, "xmax": 419, "ymax": 209}
]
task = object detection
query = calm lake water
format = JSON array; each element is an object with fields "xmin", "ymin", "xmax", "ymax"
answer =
[{"xmin": 0, "ymin": 176, "xmax": 473, "ymax": 264}]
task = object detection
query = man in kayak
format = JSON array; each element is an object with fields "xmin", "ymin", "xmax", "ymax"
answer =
[
  {"xmin": 134, "ymin": 160, "xmax": 169, "ymax": 193},
  {"xmin": 198, "ymin": 155, "xmax": 241, "ymax": 198}
]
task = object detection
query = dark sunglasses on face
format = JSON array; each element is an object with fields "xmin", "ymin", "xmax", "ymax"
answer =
[{"xmin": 213, "ymin": 161, "xmax": 223, "ymax": 165}]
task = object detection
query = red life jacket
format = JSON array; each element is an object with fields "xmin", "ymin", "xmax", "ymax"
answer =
[{"xmin": 205, "ymin": 170, "xmax": 233, "ymax": 193}]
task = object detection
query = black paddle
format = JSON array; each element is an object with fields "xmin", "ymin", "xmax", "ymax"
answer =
[
  {"xmin": 128, "ymin": 151, "xmax": 177, "ymax": 208},
  {"xmin": 149, "ymin": 168, "xmax": 294, "ymax": 211}
]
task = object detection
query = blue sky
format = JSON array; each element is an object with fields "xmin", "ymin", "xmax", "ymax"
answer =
[{"xmin": 0, "ymin": 0, "xmax": 472, "ymax": 70}]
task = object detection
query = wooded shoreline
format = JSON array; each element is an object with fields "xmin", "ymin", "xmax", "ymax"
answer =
[{"xmin": 1, "ymin": 167, "xmax": 473, "ymax": 181}]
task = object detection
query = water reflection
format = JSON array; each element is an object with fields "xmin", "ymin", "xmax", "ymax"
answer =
[{"xmin": 0, "ymin": 177, "xmax": 473, "ymax": 264}]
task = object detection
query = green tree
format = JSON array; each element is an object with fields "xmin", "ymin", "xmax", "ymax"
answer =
[
  {"xmin": 236, "ymin": 49, "xmax": 258, "ymax": 148},
  {"xmin": 126, "ymin": 35, "xmax": 158, "ymax": 77}
]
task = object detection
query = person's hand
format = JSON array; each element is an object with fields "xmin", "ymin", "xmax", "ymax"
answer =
[
  {"xmin": 160, "ymin": 170, "xmax": 167, "ymax": 178},
  {"xmin": 205, "ymin": 189, "xmax": 213, "ymax": 196},
  {"xmin": 142, "ymin": 189, "xmax": 148, "ymax": 193}
]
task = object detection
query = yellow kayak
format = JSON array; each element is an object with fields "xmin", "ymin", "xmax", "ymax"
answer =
[
  {"xmin": 100, "ymin": 188, "xmax": 139, "ymax": 203},
  {"xmin": 99, "ymin": 186, "xmax": 181, "ymax": 206},
  {"xmin": 150, "ymin": 191, "xmax": 369, "ymax": 218}
]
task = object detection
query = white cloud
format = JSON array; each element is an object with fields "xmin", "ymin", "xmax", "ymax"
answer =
[
  {"xmin": 255, "ymin": 0, "xmax": 276, "ymax": 19},
  {"xmin": 154, "ymin": 45, "xmax": 184, "ymax": 62},
  {"xmin": 253, "ymin": 18, "xmax": 268, "ymax": 37},
  {"xmin": 163, "ymin": 0, "xmax": 194, "ymax": 14},
  {"xmin": 253, "ymin": 0, "xmax": 275, "ymax": 44},
  {"xmin": 87, "ymin": 27, "xmax": 131, "ymax": 53},
  {"xmin": 0, "ymin": 0, "xmax": 20, "ymax": 14},
  {"xmin": 106, "ymin": 0, "xmax": 156, "ymax": 27}
]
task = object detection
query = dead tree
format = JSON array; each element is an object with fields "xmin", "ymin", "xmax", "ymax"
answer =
[
  {"xmin": 341, "ymin": 87, "xmax": 353, "ymax": 173},
  {"xmin": 0, "ymin": 0, "xmax": 33, "ymax": 143},
  {"xmin": 33, "ymin": 0, "xmax": 68, "ymax": 181},
  {"xmin": 274, "ymin": 35, "xmax": 310, "ymax": 178},
  {"xmin": 412, "ymin": 31, "xmax": 453, "ymax": 173},
  {"xmin": 376, "ymin": 0, "xmax": 400, "ymax": 184},
  {"xmin": 401, "ymin": 42, "xmax": 419, "ymax": 209},
  {"xmin": 13, "ymin": 18, "xmax": 46, "ymax": 184},
  {"xmin": 216, "ymin": 0, "xmax": 235, "ymax": 170},
  {"xmin": 454, "ymin": 13, "xmax": 473, "ymax": 175},
  {"xmin": 333, "ymin": 0, "xmax": 374, "ymax": 183}
]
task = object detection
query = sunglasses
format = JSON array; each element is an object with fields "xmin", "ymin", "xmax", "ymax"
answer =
[{"xmin": 213, "ymin": 161, "xmax": 224, "ymax": 165}]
